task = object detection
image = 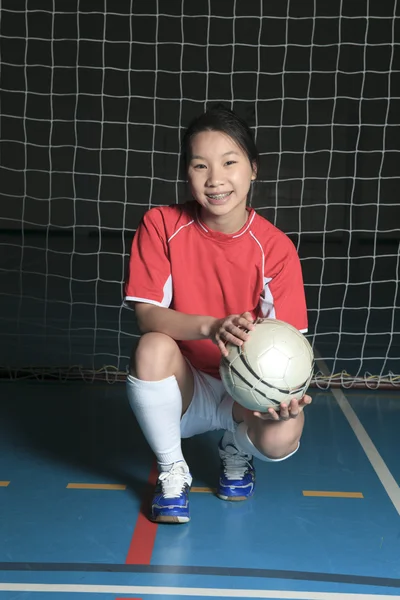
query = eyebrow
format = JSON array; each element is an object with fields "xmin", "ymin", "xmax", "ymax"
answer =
[{"xmin": 190, "ymin": 150, "xmax": 240, "ymax": 160}]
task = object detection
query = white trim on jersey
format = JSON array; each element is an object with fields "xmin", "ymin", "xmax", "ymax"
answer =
[
  {"xmin": 122, "ymin": 300, "xmax": 134, "ymax": 310},
  {"xmin": 124, "ymin": 297, "xmax": 164, "ymax": 307},
  {"xmin": 124, "ymin": 274, "xmax": 173, "ymax": 308},
  {"xmin": 162, "ymin": 274, "xmax": 173, "ymax": 306},
  {"xmin": 259, "ymin": 276, "xmax": 276, "ymax": 319},
  {"xmin": 250, "ymin": 230, "xmax": 271, "ymax": 284},
  {"xmin": 249, "ymin": 230, "xmax": 265, "ymax": 267},
  {"xmin": 196, "ymin": 211, "xmax": 256, "ymax": 237},
  {"xmin": 167, "ymin": 220, "xmax": 195, "ymax": 243},
  {"xmin": 232, "ymin": 211, "xmax": 256, "ymax": 238},
  {"xmin": 249, "ymin": 231, "xmax": 277, "ymax": 319},
  {"xmin": 195, "ymin": 216, "xmax": 208, "ymax": 233}
]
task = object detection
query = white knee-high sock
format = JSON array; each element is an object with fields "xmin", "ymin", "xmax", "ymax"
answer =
[{"xmin": 126, "ymin": 374, "xmax": 185, "ymax": 469}]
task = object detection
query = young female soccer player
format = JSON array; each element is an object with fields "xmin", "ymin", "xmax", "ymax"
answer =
[{"xmin": 125, "ymin": 106, "xmax": 312, "ymax": 523}]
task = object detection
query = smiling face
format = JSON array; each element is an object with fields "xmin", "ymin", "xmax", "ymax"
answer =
[{"xmin": 187, "ymin": 130, "xmax": 257, "ymax": 233}]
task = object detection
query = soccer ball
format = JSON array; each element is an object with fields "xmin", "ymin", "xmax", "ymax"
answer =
[{"xmin": 219, "ymin": 318, "xmax": 314, "ymax": 412}]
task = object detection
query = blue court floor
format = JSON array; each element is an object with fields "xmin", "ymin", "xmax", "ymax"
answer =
[{"xmin": 0, "ymin": 381, "xmax": 400, "ymax": 599}]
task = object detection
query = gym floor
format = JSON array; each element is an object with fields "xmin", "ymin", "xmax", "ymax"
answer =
[{"xmin": 1, "ymin": 381, "xmax": 399, "ymax": 599}]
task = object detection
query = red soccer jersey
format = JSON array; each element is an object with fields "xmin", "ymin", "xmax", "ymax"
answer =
[{"xmin": 124, "ymin": 202, "xmax": 308, "ymax": 378}]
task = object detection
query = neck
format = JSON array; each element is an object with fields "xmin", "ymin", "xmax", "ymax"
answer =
[{"xmin": 199, "ymin": 206, "xmax": 249, "ymax": 234}]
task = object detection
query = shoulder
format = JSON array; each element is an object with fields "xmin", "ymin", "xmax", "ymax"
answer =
[
  {"xmin": 251, "ymin": 212, "xmax": 297, "ymax": 255},
  {"xmin": 141, "ymin": 202, "xmax": 196, "ymax": 239}
]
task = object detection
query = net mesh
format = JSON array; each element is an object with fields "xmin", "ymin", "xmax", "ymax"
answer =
[{"xmin": 0, "ymin": 0, "xmax": 399, "ymax": 388}]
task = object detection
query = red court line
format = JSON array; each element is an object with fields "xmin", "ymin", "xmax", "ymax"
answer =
[{"xmin": 125, "ymin": 461, "xmax": 158, "ymax": 565}]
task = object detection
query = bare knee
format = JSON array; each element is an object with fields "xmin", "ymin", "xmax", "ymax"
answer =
[
  {"xmin": 130, "ymin": 332, "xmax": 194, "ymax": 411},
  {"xmin": 130, "ymin": 332, "xmax": 181, "ymax": 381},
  {"xmin": 247, "ymin": 412, "xmax": 304, "ymax": 460}
]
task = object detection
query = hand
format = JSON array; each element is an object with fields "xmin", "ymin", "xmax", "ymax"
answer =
[
  {"xmin": 252, "ymin": 394, "xmax": 312, "ymax": 421},
  {"xmin": 210, "ymin": 312, "xmax": 255, "ymax": 357}
]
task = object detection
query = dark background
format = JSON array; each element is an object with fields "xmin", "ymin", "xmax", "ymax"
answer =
[{"xmin": 0, "ymin": 0, "xmax": 399, "ymax": 382}]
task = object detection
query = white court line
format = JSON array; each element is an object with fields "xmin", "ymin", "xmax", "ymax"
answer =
[
  {"xmin": 0, "ymin": 583, "xmax": 400, "ymax": 598},
  {"xmin": 315, "ymin": 355, "xmax": 400, "ymax": 517}
]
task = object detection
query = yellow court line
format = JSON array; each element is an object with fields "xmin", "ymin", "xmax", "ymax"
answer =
[
  {"xmin": 303, "ymin": 490, "xmax": 364, "ymax": 498},
  {"xmin": 0, "ymin": 481, "xmax": 364, "ymax": 497},
  {"xmin": 67, "ymin": 483, "xmax": 127, "ymax": 490}
]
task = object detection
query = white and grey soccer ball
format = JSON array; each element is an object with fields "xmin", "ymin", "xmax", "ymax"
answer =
[{"xmin": 220, "ymin": 318, "xmax": 314, "ymax": 412}]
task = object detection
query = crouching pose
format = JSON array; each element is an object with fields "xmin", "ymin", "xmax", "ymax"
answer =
[{"xmin": 125, "ymin": 106, "xmax": 311, "ymax": 523}]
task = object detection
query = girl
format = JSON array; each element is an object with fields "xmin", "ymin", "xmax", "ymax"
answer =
[{"xmin": 125, "ymin": 106, "xmax": 312, "ymax": 523}]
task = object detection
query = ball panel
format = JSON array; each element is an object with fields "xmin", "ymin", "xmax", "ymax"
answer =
[
  {"xmin": 270, "ymin": 333, "xmax": 308, "ymax": 358},
  {"xmin": 283, "ymin": 353, "xmax": 315, "ymax": 388},
  {"xmin": 256, "ymin": 347, "xmax": 289, "ymax": 379}
]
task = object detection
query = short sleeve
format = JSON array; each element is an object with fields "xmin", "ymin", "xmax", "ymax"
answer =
[
  {"xmin": 259, "ymin": 238, "xmax": 308, "ymax": 332},
  {"xmin": 124, "ymin": 209, "xmax": 172, "ymax": 307}
]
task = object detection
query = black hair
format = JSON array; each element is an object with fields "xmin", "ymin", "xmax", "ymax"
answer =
[{"xmin": 181, "ymin": 105, "xmax": 259, "ymax": 175}]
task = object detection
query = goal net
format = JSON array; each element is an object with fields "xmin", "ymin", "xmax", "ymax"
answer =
[{"xmin": 0, "ymin": 0, "xmax": 399, "ymax": 388}]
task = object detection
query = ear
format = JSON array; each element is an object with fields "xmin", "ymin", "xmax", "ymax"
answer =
[{"xmin": 251, "ymin": 161, "xmax": 258, "ymax": 180}]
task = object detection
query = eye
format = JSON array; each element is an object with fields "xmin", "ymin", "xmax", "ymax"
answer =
[
  {"xmin": 193, "ymin": 163, "xmax": 207, "ymax": 169},
  {"xmin": 225, "ymin": 160, "xmax": 237, "ymax": 166}
]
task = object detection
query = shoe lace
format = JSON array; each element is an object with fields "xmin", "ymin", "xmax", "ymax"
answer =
[
  {"xmin": 158, "ymin": 463, "xmax": 191, "ymax": 499},
  {"xmin": 220, "ymin": 444, "xmax": 252, "ymax": 480}
]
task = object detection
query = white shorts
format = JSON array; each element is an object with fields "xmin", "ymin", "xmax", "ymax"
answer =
[
  {"xmin": 179, "ymin": 362, "xmax": 300, "ymax": 463},
  {"xmin": 180, "ymin": 362, "xmax": 236, "ymax": 439}
]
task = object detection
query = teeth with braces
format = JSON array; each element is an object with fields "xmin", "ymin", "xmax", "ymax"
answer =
[{"xmin": 207, "ymin": 192, "xmax": 231, "ymax": 199}]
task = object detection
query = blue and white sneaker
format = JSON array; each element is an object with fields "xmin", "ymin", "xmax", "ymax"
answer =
[
  {"xmin": 151, "ymin": 461, "xmax": 192, "ymax": 523},
  {"xmin": 217, "ymin": 439, "xmax": 255, "ymax": 501}
]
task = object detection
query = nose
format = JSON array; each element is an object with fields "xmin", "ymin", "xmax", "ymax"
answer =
[{"xmin": 206, "ymin": 166, "xmax": 224, "ymax": 187}]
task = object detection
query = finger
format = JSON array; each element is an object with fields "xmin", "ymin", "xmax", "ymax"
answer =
[
  {"xmin": 217, "ymin": 338, "xmax": 229, "ymax": 357},
  {"xmin": 220, "ymin": 330, "xmax": 246, "ymax": 347},
  {"xmin": 236, "ymin": 315, "xmax": 255, "ymax": 331},
  {"xmin": 279, "ymin": 403, "xmax": 291, "ymax": 421},
  {"xmin": 267, "ymin": 407, "xmax": 280, "ymax": 421},
  {"xmin": 302, "ymin": 394, "xmax": 312, "ymax": 405},
  {"xmin": 242, "ymin": 311, "xmax": 254, "ymax": 320},
  {"xmin": 221, "ymin": 322, "xmax": 248, "ymax": 342},
  {"xmin": 288, "ymin": 396, "xmax": 312, "ymax": 417},
  {"xmin": 241, "ymin": 312, "xmax": 255, "ymax": 326},
  {"xmin": 279, "ymin": 402, "xmax": 288, "ymax": 414},
  {"xmin": 285, "ymin": 398, "xmax": 301, "ymax": 419},
  {"xmin": 215, "ymin": 320, "xmax": 246, "ymax": 353},
  {"xmin": 252, "ymin": 410, "xmax": 273, "ymax": 420},
  {"xmin": 297, "ymin": 395, "xmax": 312, "ymax": 409},
  {"xmin": 226, "ymin": 324, "xmax": 251, "ymax": 341}
]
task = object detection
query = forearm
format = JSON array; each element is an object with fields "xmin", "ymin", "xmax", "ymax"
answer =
[{"xmin": 133, "ymin": 303, "xmax": 216, "ymax": 341}]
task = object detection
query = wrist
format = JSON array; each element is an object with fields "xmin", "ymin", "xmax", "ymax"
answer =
[{"xmin": 200, "ymin": 316, "xmax": 218, "ymax": 340}]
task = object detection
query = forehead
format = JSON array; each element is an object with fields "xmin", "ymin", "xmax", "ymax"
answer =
[{"xmin": 189, "ymin": 130, "xmax": 245, "ymax": 157}]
